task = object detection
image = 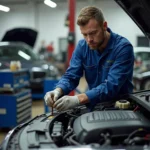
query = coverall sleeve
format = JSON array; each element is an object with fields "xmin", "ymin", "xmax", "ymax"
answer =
[
  {"xmin": 85, "ymin": 45, "xmax": 134, "ymax": 106},
  {"xmin": 55, "ymin": 43, "xmax": 83, "ymax": 95}
]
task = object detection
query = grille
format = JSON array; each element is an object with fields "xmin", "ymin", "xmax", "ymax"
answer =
[{"xmin": 30, "ymin": 71, "xmax": 46, "ymax": 79}]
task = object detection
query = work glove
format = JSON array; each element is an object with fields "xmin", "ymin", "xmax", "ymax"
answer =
[
  {"xmin": 54, "ymin": 95, "xmax": 80, "ymax": 111},
  {"xmin": 44, "ymin": 89, "xmax": 62, "ymax": 107}
]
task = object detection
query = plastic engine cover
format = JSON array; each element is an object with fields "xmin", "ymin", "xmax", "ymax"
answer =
[{"xmin": 73, "ymin": 110, "xmax": 150, "ymax": 144}]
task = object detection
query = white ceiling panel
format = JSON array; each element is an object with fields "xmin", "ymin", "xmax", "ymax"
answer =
[{"xmin": 0, "ymin": 0, "xmax": 93, "ymax": 5}]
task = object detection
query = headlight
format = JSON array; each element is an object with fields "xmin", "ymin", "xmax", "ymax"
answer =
[
  {"xmin": 31, "ymin": 67, "xmax": 42, "ymax": 72},
  {"xmin": 49, "ymin": 65, "xmax": 55, "ymax": 70},
  {"xmin": 48, "ymin": 65, "xmax": 59, "ymax": 77},
  {"xmin": 42, "ymin": 64, "xmax": 49, "ymax": 70}
]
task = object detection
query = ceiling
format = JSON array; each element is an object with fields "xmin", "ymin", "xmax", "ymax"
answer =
[
  {"xmin": 0, "ymin": 0, "xmax": 39, "ymax": 4},
  {"xmin": 0, "ymin": 0, "xmax": 66, "ymax": 5},
  {"xmin": 0, "ymin": 0, "xmax": 93, "ymax": 5}
]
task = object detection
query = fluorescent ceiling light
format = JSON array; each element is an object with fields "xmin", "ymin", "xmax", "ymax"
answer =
[
  {"xmin": 0, "ymin": 5, "xmax": 10, "ymax": 12},
  {"xmin": 44, "ymin": 0, "xmax": 57, "ymax": 8},
  {"xmin": 18, "ymin": 50, "xmax": 31, "ymax": 60}
]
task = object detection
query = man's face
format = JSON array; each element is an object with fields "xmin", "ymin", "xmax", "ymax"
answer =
[{"xmin": 80, "ymin": 19, "xmax": 107, "ymax": 50}]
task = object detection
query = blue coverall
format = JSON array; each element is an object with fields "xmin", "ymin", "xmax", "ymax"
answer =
[{"xmin": 56, "ymin": 28, "xmax": 134, "ymax": 110}]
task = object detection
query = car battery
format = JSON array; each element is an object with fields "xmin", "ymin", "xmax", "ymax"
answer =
[
  {"xmin": 0, "ymin": 89, "xmax": 32, "ymax": 128},
  {"xmin": 0, "ymin": 69, "xmax": 30, "ymax": 92}
]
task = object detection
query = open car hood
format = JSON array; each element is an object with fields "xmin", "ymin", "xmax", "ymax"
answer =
[
  {"xmin": 115, "ymin": 0, "xmax": 150, "ymax": 39},
  {"xmin": 1, "ymin": 28, "xmax": 38, "ymax": 47}
]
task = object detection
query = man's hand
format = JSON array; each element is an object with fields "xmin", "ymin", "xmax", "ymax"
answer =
[
  {"xmin": 44, "ymin": 89, "xmax": 62, "ymax": 107},
  {"xmin": 53, "ymin": 95, "xmax": 80, "ymax": 111}
]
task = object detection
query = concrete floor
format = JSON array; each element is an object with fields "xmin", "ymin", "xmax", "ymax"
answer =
[{"xmin": 0, "ymin": 77, "xmax": 87, "ymax": 144}]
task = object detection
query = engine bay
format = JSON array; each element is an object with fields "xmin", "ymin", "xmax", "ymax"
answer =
[
  {"xmin": 74, "ymin": 110, "xmax": 150, "ymax": 144},
  {"xmin": 1, "ymin": 91, "xmax": 150, "ymax": 150}
]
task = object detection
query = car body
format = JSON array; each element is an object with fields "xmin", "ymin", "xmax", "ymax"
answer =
[
  {"xmin": 1, "ymin": 0, "xmax": 150, "ymax": 150},
  {"xmin": 0, "ymin": 41, "xmax": 59, "ymax": 95},
  {"xmin": 133, "ymin": 47, "xmax": 150, "ymax": 90},
  {"xmin": 1, "ymin": 91, "xmax": 150, "ymax": 150}
]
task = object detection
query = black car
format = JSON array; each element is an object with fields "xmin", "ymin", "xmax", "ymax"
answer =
[
  {"xmin": 0, "ymin": 28, "xmax": 59, "ymax": 96},
  {"xmin": 1, "ymin": 0, "xmax": 150, "ymax": 150}
]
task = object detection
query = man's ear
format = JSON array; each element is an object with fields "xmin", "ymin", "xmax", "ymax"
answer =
[{"xmin": 103, "ymin": 21, "xmax": 107, "ymax": 31}]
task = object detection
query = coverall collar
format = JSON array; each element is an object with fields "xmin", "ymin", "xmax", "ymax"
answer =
[{"xmin": 96, "ymin": 27, "xmax": 115, "ymax": 56}]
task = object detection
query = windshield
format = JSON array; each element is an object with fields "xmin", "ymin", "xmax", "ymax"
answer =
[{"xmin": 0, "ymin": 45, "xmax": 40, "ymax": 61}]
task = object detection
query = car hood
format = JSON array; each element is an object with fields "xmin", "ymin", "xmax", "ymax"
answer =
[
  {"xmin": 0, "ymin": 59, "xmax": 48, "ymax": 71},
  {"xmin": 1, "ymin": 28, "xmax": 38, "ymax": 47},
  {"xmin": 18, "ymin": 60, "xmax": 56, "ymax": 72},
  {"xmin": 114, "ymin": 0, "xmax": 150, "ymax": 39},
  {"xmin": 21, "ymin": 60, "xmax": 48, "ymax": 70}
]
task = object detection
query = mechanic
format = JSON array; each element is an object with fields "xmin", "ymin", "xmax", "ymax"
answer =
[{"xmin": 44, "ymin": 6, "xmax": 134, "ymax": 112}]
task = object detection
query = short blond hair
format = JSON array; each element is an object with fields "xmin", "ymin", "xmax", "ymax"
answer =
[{"xmin": 77, "ymin": 6, "xmax": 105, "ymax": 26}]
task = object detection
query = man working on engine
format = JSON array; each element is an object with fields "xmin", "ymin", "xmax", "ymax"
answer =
[{"xmin": 44, "ymin": 6, "xmax": 134, "ymax": 111}]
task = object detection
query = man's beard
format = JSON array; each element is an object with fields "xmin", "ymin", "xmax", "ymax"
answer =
[{"xmin": 89, "ymin": 31, "xmax": 106, "ymax": 50}]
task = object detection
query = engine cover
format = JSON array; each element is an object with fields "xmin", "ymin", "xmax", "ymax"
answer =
[{"xmin": 73, "ymin": 110, "xmax": 150, "ymax": 144}]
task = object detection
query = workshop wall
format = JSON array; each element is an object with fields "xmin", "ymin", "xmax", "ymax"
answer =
[
  {"xmin": 0, "ymin": 0, "xmax": 144, "ymax": 55},
  {"xmin": 75, "ymin": 0, "xmax": 144, "ymax": 48}
]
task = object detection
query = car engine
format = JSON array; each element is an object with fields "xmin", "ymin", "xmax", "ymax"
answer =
[
  {"xmin": 1, "ymin": 91, "xmax": 150, "ymax": 150},
  {"xmin": 74, "ymin": 110, "xmax": 150, "ymax": 144}
]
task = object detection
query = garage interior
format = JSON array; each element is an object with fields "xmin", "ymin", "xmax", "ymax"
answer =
[{"xmin": 0, "ymin": 0, "xmax": 150, "ymax": 147}]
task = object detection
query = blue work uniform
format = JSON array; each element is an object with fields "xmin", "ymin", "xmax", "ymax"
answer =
[{"xmin": 56, "ymin": 28, "xmax": 134, "ymax": 110}]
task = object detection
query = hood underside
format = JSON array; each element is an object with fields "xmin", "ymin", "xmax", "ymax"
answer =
[
  {"xmin": 1, "ymin": 28, "xmax": 38, "ymax": 47},
  {"xmin": 115, "ymin": 0, "xmax": 150, "ymax": 39}
]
